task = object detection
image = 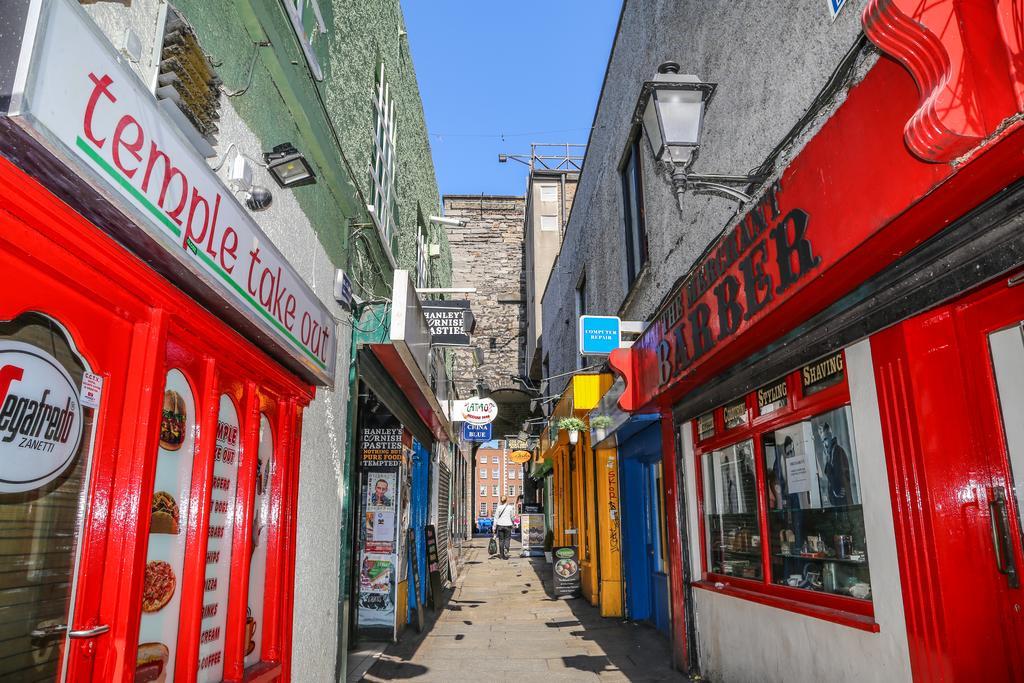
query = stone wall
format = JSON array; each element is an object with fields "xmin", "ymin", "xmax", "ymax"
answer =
[{"xmin": 442, "ymin": 195, "xmax": 527, "ymax": 396}]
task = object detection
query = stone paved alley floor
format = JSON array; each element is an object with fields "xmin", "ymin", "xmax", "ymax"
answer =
[{"xmin": 354, "ymin": 538, "xmax": 688, "ymax": 682}]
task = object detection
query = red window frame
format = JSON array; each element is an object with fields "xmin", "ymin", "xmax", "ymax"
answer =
[{"xmin": 690, "ymin": 353, "xmax": 878, "ymax": 632}]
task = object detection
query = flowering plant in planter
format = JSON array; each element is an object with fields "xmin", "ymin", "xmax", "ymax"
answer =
[
  {"xmin": 558, "ymin": 417, "xmax": 588, "ymax": 445},
  {"xmin": 591, "ymin": 415, "xmax": 613, "ymax": 441}
]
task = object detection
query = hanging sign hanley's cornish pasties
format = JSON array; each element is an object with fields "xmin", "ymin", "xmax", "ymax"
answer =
[{"xmin": 0, "ymin": 341, "xmax": 83, "ymax": 494}]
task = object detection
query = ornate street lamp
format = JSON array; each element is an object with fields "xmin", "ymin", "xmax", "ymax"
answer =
[{"xmin": 634, "ymin": 62, "xmax": 764, "ymax": 207}]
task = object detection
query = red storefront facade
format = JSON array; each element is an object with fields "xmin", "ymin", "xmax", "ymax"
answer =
[
  {"xmin": 611, "ymin": 1, "xmax": 1024, "ymax": 679},
  {"xmin": 0, "ymin": 2, "xmax": 338, "ymax": 681}
]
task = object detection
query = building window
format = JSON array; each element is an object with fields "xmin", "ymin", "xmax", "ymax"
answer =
[
  {"xmin": 370, "ymin": 62, "xmax": 399, "ymax": 254},
  {"xmin": 508, "ymin": 485, "xmax": 515, "ymax": 496},
  {"xmin": 492, "ymin": 469, "xmax": 499, "ymax": 479},
  {"xmin": 692, "ymin": 352, "xmax": 873, "ymax": 618},
  {"xmin": 480, "ymin": 485, "xmax": 486, "ymax": 496},
  {"xmin": 539, "ymin": 214, "xmax": 558, "ymax": 232},
  {"xmin": 508, "ymin": 469, "xmax": 516, "ymax": 480},
  {"xmin": 415, "ymin": 217, "xmax": 429, "ymax": 288},
  {"xmin": 157, "ymin": 6, "xmax": 222, "ymax": 155},
  {"xmin": 479, "ymin": 503, "xmax": 486, "ymax": 516},
  {"xmin": 518, "ymin": 485, "xmax": 523, "ymax": 495},
  {"xmin": 480, "ymin": 469, "xmax": 487, "ymax": 479},
  {"xmin": 492, "ymin": 485, "xmax": 499, "ymax": 496},
  {"xmin": 480, "ymin": 455, "xmax": 487, "ymax": 464},
  {"xmin": 575, "ymin": 271, "xmax": 587, "ymax": 370},
  {"xmin": 620, "ymin": 135, "xmax": 648, "ymax": 287},
  {"xmin": 540, "ymin": 184, "xmax": 558, "ymax": 202}
]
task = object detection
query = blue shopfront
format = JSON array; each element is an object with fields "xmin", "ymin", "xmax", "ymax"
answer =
[{"xmin": 618, "ymin": 421, "xmax": 671, "ymax": 635}]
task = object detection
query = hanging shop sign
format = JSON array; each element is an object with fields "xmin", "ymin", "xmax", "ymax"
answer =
[
  {"xmin": 423, "ymin": 300, "xmax": 472, "ymax": 346},
  {"xmin": 0, "ymin": 341, "xmax": 83, "ymax": 494},
  {"xmin": 462, "ymin": 397, "xmax": 498, "ymax": 426},
  {"xmin": 509, "ymin": 450, "xmax": 532, "ymax": 464},
  {"xmin": 462, "ymin": 422, "xmax": 492, "ymax": 442},
  {"xmin": 579, "ymin": 315, "xmax": 621, "ymax": 356},
  {"xmin": 552, "ymin": 546, "xmax": 581, "ymax": 597},
  {"xmin": 0, "ymin": 0, "xmax": 336, "ymax": 386}
]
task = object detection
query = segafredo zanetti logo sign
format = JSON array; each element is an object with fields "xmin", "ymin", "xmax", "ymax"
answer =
[{"xmin": 0, "ymin": 342, "xmax": 83, "ymax": 493}]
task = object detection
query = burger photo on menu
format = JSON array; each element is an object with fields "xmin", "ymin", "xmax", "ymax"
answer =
[
  {"xmin": 150, "ymin": 491, "xmax": 179, "ymax": 535},
  {"xmin": 142, "ymin": 560, "xmax": 176, "ymax": 613},
  {"xmin": 135, "ymin": 642, "xmax": 169, "ymax": 683},
  {"xmin": 159, "ymin": 390, "xmax": 187, "ymax": 451}
]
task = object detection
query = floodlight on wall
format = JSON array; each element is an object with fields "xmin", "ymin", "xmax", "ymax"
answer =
[
  {"xmin": 634, "ymin": 62, "xmax": 764, "ymax": 208},
  {"xmin": 264, "ymin": 142, "xmax": 317, "ymax": 188}
]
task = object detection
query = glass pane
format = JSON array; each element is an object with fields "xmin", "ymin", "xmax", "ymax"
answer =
[
  {"xmin": 197, "ymin": 396, "xmax": 243, "ymax": 681},
  {"xmin": 137, "ymin": 369, "xmax": 198, "ymax": 682},
  {"xmin": 702, "ymin": 439, "xmax": 761, "ymax": 579},
  {"xmin": 244, "ymin": 415, "xmax": 275, "ymax": 668},
  {"xmin": 0, "ymin": 314, "xmax": 95, "ymax": 681},
  {"xmin": 990, "ymin": 324, "xmax": 1024, "ymax": 545},
  {"xmin": 762, "ymin": 405, "xmax": 871, "ymax": 599}
]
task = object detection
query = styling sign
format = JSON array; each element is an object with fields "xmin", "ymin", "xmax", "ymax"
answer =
[
  {"xmin": 1, "ymin": 0, "xmax": 336, "ymax": 385},
  {"xmin": 0, "ymin": 341, "xmax": 83, "ymax": 494}
]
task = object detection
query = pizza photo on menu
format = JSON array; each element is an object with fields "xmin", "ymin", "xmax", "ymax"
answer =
[
  {"xmin": 150, "ymin": 491, "xmax": 180, "ymax": 535},
  {"xmin": 159, "ymin": 390, "xmax": 187, "ymax": 451},
  {"xmin": 135, "ymin": 642, "xmax": 169, "ymax": 683},
  {"xmin": 142, "ymin": 560, "xmax": 176, "ymax": 613}
]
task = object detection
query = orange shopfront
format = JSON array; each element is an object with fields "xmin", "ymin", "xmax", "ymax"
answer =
[{"xmin": 0, "ymin": 2, "xmax": 336, "ymax": 681}]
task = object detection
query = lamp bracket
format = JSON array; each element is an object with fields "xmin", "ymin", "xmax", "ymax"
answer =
[{"xmin": 667, "ymin": 165, "xmax": 765, "ymax": 208}]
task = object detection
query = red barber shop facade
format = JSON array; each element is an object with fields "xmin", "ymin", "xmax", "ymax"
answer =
[
  {"xmin": 0, "ymin": 3, "xmax": 335, "ymax": 682},
  {"xmin": 612, "ymin": 2, "xmax": 1024, "ymax": 680}
]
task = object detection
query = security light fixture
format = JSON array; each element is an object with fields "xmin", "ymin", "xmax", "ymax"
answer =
[
  {"xmin": 245, "ymin": 185, "xmax": 273, "ymax": 211},
  {"xmin": 263, "ymin": 143, "xmax": 317, "ymax": 188},
  {"xmin": 635, "ymin": 62, "xmax": 764, "ymax": 207}
]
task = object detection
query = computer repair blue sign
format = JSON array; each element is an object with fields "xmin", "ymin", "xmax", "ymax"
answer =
[{"xmin": 579, "ymin": 315, "xmax": 620, "ymax": 356}]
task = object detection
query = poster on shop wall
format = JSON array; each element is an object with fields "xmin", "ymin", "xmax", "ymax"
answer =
[
  {"xmin": 136, "ymin": 371, "xmax": 197, "ymax": 683},
  {"xmin": 244, "ymin": 415, "xmax": 275, "ymax": 668},
  {"xmin": 355, "ymin": 390, "xmax": 411, "ymax": 638}
]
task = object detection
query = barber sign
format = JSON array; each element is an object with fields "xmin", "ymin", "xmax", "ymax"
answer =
[{"xmin": 0, "ymin": 342, "xmax": 84, "ymax": 493}]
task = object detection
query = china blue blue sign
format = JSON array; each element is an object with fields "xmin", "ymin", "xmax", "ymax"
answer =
[
  {"xmin": 579, "ymin": 315, "xmax": 620, "ymax": 356},
  {"xmin": 463, "ymin": 422, "xmax": 492, "ymax": 442}
]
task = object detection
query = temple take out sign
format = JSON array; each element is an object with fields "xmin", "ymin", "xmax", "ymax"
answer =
[{"xmin": 0, "ymin": 0, "xmax": 336, "ymax": 385}]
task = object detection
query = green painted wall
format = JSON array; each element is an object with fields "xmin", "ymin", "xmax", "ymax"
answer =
[{"xmin": 172, "ymin": 0, "xmax": 452, "ymax": 296}]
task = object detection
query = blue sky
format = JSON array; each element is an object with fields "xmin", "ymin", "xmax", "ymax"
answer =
[{"xmin": 400, "ymin": 0, "xmax": 621, "ymax": 198}]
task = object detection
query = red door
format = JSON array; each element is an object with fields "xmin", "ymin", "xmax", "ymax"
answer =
[
  {"xmin": 952, "ymin": 277, "xmax": 1024, "ymax": 677},
  {"xmin": 875, "ymin": 273, "xmax": 1024, "ymax": 681},
  {"xmin": 0, "ymin": 209, "xmax": 148, "ymax": 680}
]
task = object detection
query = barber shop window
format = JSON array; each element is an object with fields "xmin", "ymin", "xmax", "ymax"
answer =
[{"xmin": 692, "ymin": 352, "xmax": 874, "ymax": 621}]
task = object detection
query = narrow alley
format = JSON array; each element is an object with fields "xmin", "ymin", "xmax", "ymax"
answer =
[{"xmin": 352, "ymin": 539, "xmax": 684, "ymax": 682}]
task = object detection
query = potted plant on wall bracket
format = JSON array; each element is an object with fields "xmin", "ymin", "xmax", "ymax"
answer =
[
  {"xmin": 591, "ymin": 415, "xmax": 613, "ymax": 442},
  {"xmin": 558, "ymin": 417, "xmax": 588, "ymax": 445}
]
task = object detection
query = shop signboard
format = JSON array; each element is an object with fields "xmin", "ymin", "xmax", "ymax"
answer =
[
  {"xmin": 509, "ymin": 449, "xmax": 532, "ymax": 464},
  {"xmin": 0, "ymin": 0, "xmax": 337, "ymax": 386},
  {"xmin": 0, "ymin": 341, "xmax": 83, "ymax": 493},
  {"xmin": 462, "ymin": 422, "xmax": 491, "ymax": 442},
  {"xmin": 423, "ymin": 299, "xmax": 472, "ymax": 346},
  {"xmin": 424, "ymin": 525, "xmax": 443, "ymax": 609},
  {"xmin": 579, "ymin": 315, "xmax": 620, "ymax": 356},
  {"xmin": 462, "ymin": 397, "xmax": 498, "ymax": 426},
  {"xmin": 520, "ymin": 514, "xmax": 546, "ymax": 557},
  {"xmin": 552, "ymin": 546, "xmax": 581, "ymax": 597}
]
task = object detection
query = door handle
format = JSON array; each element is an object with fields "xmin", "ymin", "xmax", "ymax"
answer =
[
  {"xmin": 68, "ymin": 624, "xmax": 110, "ymax": 639},
  {"xmin": 30, "ymin": 624, "xmax": 67, "ymax": 639},
  {"xmin": 990, "ymin": 486, "xmax": 1020, "ymax": 589}
]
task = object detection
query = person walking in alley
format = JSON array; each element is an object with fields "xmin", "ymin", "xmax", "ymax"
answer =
[{"xmin": 493, "ymin": 496, "xmax": 515, "ymax": 559}]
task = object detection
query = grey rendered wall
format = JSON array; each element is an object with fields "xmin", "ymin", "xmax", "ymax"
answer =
[{"xmin": 541, "ymin": 0, "xmax": 869, "ymax": 393}]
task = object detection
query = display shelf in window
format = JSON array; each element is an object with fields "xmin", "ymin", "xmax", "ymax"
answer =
[{"xmin": 701, "ymin": 439, "xmax": 762, "ymax": 580}]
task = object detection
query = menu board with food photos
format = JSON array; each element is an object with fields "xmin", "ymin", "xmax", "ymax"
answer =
[
  {"xmin": 196, "ymin": 396, "xmax": 242, "ymax": 682},
  {"xmin": 244, "ymin": 415, "xmax": 274, "ymax": 669},
  {"xmin": 136, "ymin": 370, "xmax": 196, "ymax": 683}
]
